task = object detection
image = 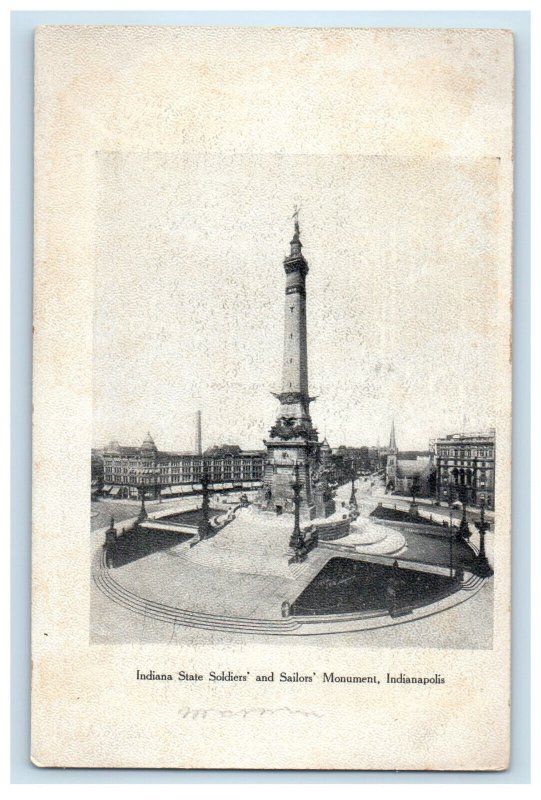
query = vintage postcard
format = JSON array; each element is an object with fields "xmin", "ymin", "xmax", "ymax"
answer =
[{"xmin": 32, "ymin": 26, "xmax": 513, "ymax": 769}]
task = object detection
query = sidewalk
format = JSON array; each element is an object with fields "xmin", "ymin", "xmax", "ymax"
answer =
[{"xmin": 370, "ymin": 493, "xmax": 495, "ymax": 520}]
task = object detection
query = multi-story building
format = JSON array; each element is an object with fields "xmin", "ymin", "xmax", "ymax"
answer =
[
  {"xmin": 101, "ymin": 433, "xmax": 264, "ymax": 500},
  {"xmin": 431, "ymin": 429, "xmax": 495, "ymax": 510},
  {"xmin": 91, "ymin": 448, "xmax": 104, "ymax": 497},
  {"xmin": 332, "ymin": 445, "xmax": 381, "ymax": 483}
]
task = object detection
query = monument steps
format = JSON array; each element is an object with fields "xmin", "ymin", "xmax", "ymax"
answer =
[
  {"xmin": 93, "ymin": 557, "xmax": 301, "ymax": 634},
  {"xmin": 171, "ymin": 542, "xmax": 288, "ymax": 576},
  {"xmin": 139, "ymin": 520, "xmax": 196, "ymax": 535},
  {"xmin": 319, "ymin": 534, "xmax": 407, "ymax": 559},
  {"xmin": 459, "ymin": 574, "xmax": 485, "ymax": 591},
  {"xmin": 166, "ymin": 540, "xmax": 323, "ymax": 583},
  {"xmin": 287, "ymin": 559, "xmax": 317, "ymax": 581},
  {"xmin": 93, "ymin": 549, "xmax": 488, "ymax": 636},
  {"xmin": 156, "ymin": 508, "xmax": 329, "ymax": 580}
]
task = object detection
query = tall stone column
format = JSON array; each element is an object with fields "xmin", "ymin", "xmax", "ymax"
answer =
[{"xmin": 262, "ymin": 211, "xmax": 329, "ymax": 519}]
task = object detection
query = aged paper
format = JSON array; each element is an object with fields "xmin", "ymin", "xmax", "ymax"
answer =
[{"xmin": 32, "ymin": 27, "xmax": 513, "ymax": 769}]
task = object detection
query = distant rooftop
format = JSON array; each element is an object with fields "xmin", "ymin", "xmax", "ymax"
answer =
[
  {"xmin": 101, "ymin": 441, "xmax": 262, "ymax": 458},
  {"xmin": 435, "ymin": 429, "xmax": 495, "ymax": 442},
  {"xmin": 396, "ymin": 457, "xmax": 431, "ymax": 478}
]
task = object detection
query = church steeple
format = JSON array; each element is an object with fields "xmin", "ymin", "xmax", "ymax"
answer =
[
  {"xmin": 389, "ymin": 420, "xmax": 397, "ymax": 453},
  {"xmin": 386, "ymin": 420, "xmax": 398, "ymax": 491}
]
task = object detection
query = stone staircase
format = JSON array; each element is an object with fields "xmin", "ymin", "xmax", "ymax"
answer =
[
  {"xmin": 458, "ymin": 573, "xmax": 486, "ymax": 592},
  {"xmin": 93, "ymin": 549, "xmax": 301, "ymax": 635},
  {"xmin": 93, "ymin": 546, "xmax": 488, "ymax": 637},
  {"xmin": 165, "ymin": 533, "xmax": 323, "ymax": 582},
  {"xmin": 165, "ymin": 506, "xmax": 322, "ymax": 579},
  {"xmin": 320, "ymin": 529, "xmax": 406, "ymax": 559},
  {"xmin": 139, "ymin": 520, "xmax": 196, "ymax": 536}
]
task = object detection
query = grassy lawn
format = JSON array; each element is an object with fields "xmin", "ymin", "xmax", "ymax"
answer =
[{"xmin": 291, "ymin": 557, "xmax": 458, "ymax": 616}]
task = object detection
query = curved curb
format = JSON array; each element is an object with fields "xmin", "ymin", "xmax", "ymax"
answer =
[{"xmin": 93, "ymin": 546, "xmax": 489, "ymax": 637}]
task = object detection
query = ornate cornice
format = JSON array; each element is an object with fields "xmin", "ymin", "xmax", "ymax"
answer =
[
  {"xmin": 284, "ymin": 260, "xmax": 309, "ymax": 277},
  {"xmin": 268, "ymin": 414, "xmax": 319, "ymax": 442}
]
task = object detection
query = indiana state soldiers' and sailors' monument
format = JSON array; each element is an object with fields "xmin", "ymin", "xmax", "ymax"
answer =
[{"xmin": 260, "ymin": 210, "xmax": 335, "ymax": 520}]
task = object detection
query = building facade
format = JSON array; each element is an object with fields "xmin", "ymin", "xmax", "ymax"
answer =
[
  {"xmin": 101, "ymin": 433, "xmax": 264, "ymax": 499},
  {"xmin": 432, "ymin": 429, "xmax": 495, "ymax": 509},
  {"xmin": 91, "ymin": 448, "xmax": 104, "ymax": 497},
  {"xmin": 331, "ymin": 446, "xmax": 381, "ymax": 483},
  {"xmin": 393, "ymin": 457, "xmax": 435, "ymax": 497}
]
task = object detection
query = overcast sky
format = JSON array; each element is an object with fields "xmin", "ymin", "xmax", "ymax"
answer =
[{"xmin": 93, "ymin": 152, "xmax": 503, "ymax": 453}]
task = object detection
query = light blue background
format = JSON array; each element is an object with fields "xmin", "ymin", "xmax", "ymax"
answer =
[{"xmin": 11, "ymin": 9, "xmax": 530, "ymax": 784}]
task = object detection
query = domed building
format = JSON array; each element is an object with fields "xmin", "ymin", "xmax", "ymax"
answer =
[
  {"xmin": 141, "ymin": 432, "xmax": 157, "ymax": 454},
  {"xmin": 100, "ymin": 426, "xmax": 264, "ymax": 501}
]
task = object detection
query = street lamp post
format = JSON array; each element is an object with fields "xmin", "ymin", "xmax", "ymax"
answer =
[
  {"xmin": 129, "ymin": 469, "xmax": 148, "ymax": 523},
  {"xmin": 138, "ymin": 484, "xmax": 147, "ymax": 522},
  {"xmin": 289, "ymin": 463, "xmax": 303, "ymax": 550},
  {"xmin": 349, "ymin": 460, "xmax": 359, "ymax": 519},
  {"xmin": 458, "ymin": 487, "xmax": 471, "ymax": 540},
  {"xmin": 130, "ymin": 466, "xmax": 160, "ymax": 524},
  {"xmin": 448, "ymin": 485, "xmax": 455, "ymax": 579},
  {"xmin": 409, "ymin": 479, "xmax": 420, "ymax": 517},
  {"xmin": 474, "ymin": 499, "xmax": 494, "ymax": 578},
  {"xmin": 197, "ymin": 460, "xmax": 214, "ymax": 541}
]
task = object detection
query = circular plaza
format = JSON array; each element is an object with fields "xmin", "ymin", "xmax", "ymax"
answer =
[{"xmin": 91, "ymin": 481, "xmax": 492, "ymax": 643}]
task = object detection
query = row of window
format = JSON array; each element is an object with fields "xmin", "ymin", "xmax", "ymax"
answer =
[
  {"xmin": 104, "ymin": 460, "xmax": 264, "ymax": 466},
  {"xmin": 105, "ymin": 467, "xmax": 262, "ymax": 473},
  {"xmin": 440, "ymin": 476, "xmax": 489, "ymax": 486},
  {"xmin": 439, "ymin": 461, "xmax": 491, "ymax": 468},
  {"xmin": 440, "ymin": 487, "xmax": 493, "ymax": 503},
  {"xmin": 437, "ymin": 449, "xmax": 494, "ymax": 458},
  {"xmin": 104, "ymin": 469, "xmax": 264, "ymax": 481}
]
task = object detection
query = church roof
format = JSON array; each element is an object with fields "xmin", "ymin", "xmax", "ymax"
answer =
[{"xmin": 396, "ymin": 457, "xmax": 431, "ymax": 478}]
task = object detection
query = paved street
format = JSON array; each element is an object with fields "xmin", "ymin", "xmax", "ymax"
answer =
[
  {"xmin": 91, "ymin": 489, "xmax": 252, "ymax": 533},
  {"xmin": 356, "ymin": 474, "xmax": 494, "ymax": 523},
  {"xmin": 91, "ymin": 496, "xmax": 199, "ymax": 533},
  {"xmin": 338, "ymin": 477, "xmax": 495, "ymax": 572}
]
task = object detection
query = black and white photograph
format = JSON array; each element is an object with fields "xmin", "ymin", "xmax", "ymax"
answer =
[{"xmin": 90, "ymin": 158, "xmax": 499, "ymax": 647}]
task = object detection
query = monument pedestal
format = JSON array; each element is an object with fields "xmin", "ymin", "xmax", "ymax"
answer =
[
  {"xmin": 260, "ymin": 424, "xmax": 340, "ymax": 521},
  {"xmin": 313, "ymin": 485, "xmax": 335, "ymax": 519},
  {"xmin": 260, "ymin": 445, "xmax": 318, "ymax": 519}
]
